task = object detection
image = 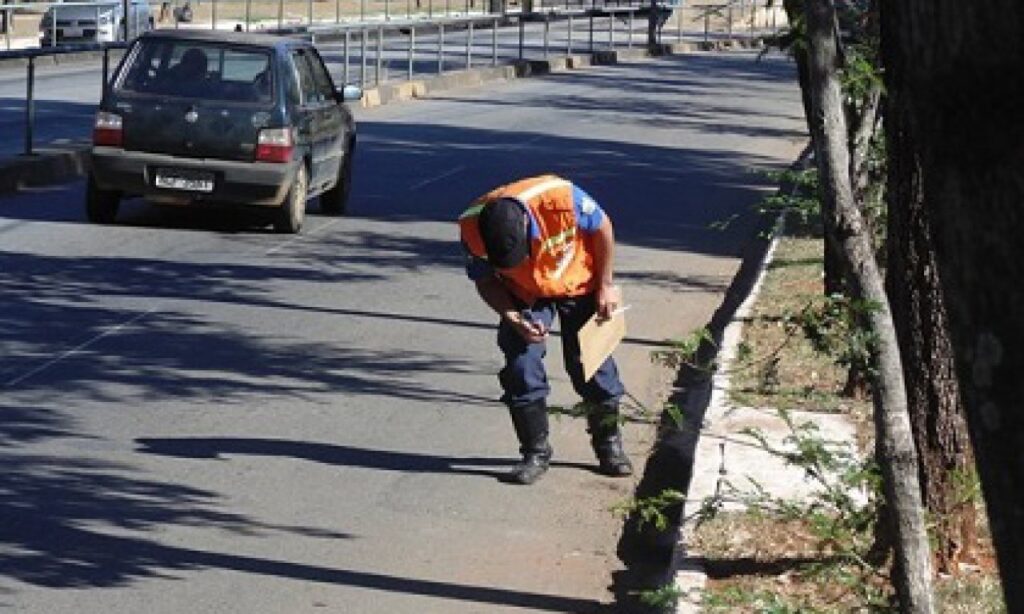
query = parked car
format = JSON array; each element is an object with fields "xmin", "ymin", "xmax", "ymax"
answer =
[
  {"xmin": 88, "ymin": 29, "xmax": 362, "ymax": 233},
  {"xmin": 39, "ymin": 0, "xmax": 154, "ymax": 46}
]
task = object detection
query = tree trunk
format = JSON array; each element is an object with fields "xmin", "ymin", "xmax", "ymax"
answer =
[
  {"xmin": 780, "ymin": 0, "xmax": 846, "ymax": 298},
  {"xmin": 804, "ymin": 2, "xmax": 935, "ymax": 611},
  {"xmin": 881, "ymin": 1, "xmax": 1024, "ymax": 608},
  {"xmin": 884, "ymin": 94, "xmax": 977, "ymax": 574}
]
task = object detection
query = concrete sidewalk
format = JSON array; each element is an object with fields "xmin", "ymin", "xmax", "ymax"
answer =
[{"xmin": 671, "ymin": 221, "xmax": 860, "ymax": 613}]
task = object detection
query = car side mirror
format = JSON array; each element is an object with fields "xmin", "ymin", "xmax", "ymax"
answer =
[{"xmin": 337, "ymin": 85, "xmax": 363, "ymax": 103}]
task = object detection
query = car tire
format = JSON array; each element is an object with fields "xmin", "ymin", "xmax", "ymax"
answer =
[
  {"xmin": 274, "ymin": 164, "xmax": 307, "ymax": 234},
  {"xmin": 320, "ymin": 139, "xmax": 354, "ymax": 216},
  {"xmin": 85, "ymin": 175, "xmax": 120, "ymax": 224}
]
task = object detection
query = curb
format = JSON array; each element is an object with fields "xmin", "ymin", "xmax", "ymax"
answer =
[
  {"xmin": 671, "ymin": 214, "xmax": 784, "ymax": 613},
  {"xmin": 669, "ymin": 146, "xmax": 817, "ymax": 613},
  {"xmin": 0, "ymin": 141, "xmax": 93, "ymax": 195},
  {"xmin": 0, "ymin": 39, "xmax": 745, "ymax": 196}
]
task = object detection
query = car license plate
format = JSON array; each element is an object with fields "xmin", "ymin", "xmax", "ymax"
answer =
[
  {"xmin": 155, "ymin": 169, "xmax": 214, "ymax": 193},
  {"xmin": 62, "ymin": 27, "xmax": 83, "ymax": 38}
]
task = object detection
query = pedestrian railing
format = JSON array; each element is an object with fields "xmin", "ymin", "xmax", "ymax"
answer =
[{"xmin": 1, "ymin": 0, "xmax": 785, "ymax": 156}]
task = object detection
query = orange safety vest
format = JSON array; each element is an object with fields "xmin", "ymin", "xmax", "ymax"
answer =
[{"xmin": 459, "ymin": 174, "xmax": 598, "ymax": 304}]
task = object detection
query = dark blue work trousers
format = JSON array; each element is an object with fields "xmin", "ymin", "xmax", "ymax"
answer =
[{"xmin": 497, "ymin": 293, "xmax": 625, "ymax": 409}]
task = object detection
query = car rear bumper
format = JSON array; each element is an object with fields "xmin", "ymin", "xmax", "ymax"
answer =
[{"xmin": 91, "ymin": 147, "xmax": 298, "ymax": 207}]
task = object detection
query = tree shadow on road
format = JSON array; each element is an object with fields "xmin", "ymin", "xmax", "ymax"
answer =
[{"xmin": 0, "ymin": 442, "xmax": 608, "ymax": 613}]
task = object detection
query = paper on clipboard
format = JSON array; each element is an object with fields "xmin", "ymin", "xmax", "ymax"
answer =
[{"xmin": 578, "ymin": 306, "xmax": 628, "ymax": 382}]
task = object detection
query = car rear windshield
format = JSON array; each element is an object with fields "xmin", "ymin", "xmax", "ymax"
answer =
[{"xmin": 118, "ymin": 39, "xmax": 273, "ymax": 103}]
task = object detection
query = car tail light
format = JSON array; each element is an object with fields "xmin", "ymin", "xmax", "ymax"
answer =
[
  {"xmin": 92, "ymin": 111, "xmax": 123, "ymax": 147},
  {"xmin": 256, "ymin": 127, "xmax": 294, "ymax": 163}
]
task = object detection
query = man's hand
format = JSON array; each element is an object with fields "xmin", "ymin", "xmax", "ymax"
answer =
[
  {"xmin": 596, "ymin": 284, "xmax": 622, "ymax": 321},
  {"xmin": 506, "ymin": 310, "xmax": 548, "ymax": 343}
]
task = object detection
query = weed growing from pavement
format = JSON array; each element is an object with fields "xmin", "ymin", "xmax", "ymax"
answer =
[
  {"xmin": 611, "ymin": 489, "xmax": 687, "ymax": 532},
  {"xmin": 632, "ymin": 583, "xmax": 685, "ymax": 613}
]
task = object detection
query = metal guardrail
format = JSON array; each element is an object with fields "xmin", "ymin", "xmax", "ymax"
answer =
[
  {"xmin": 2, "ymin": 1, "xmax": 784, "ymax": 157},
  {"xmin": 303, "ymin": 6, "xmax": 658, "ymax": 86},
  {"xmin": 692, "ymin": 0, "xmax": 774, "ymax": 43},
  {"xmin": 7, "ymin": 40, "xmax": 128, "ymax": 156}
]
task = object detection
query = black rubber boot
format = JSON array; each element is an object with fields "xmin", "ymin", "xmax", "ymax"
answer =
[
  {"xmin": 505, "ymin": 401, "xmax": 553, "ymax": 485},
  {"xmin": 587, "ymin": 404, "xmax": 633, "ymax": 477}
]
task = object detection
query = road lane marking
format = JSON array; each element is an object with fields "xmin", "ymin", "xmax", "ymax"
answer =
[
  {"xmin": 4, "ymin": 306, "xmax": 158, "ymax": 388},
  {"xmin": 408, "ymin": 165, "xmax": 465, "ymax": 191},
  {"xmin": 264, "ymin": 218, "xmax": 342, "ymax": 256},
  {"xmin": 514, "ymin": 134, "xmax": 546, "ymax": 149},
  {"xmin": 6, "ymin": 215, "xmax": 343, "ymax": 387}
]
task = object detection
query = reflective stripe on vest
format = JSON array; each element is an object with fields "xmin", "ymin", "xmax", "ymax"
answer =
[{"xmin": 458, "ymin": 174, "xmax": 597, "ymax": 304}]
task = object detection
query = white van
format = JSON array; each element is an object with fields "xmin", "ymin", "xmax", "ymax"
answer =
[{"xmin": 39, "ymin": 0, "xmax": 153, "ymax": 46}]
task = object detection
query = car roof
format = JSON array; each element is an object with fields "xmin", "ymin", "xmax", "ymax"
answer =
[{"xmin": 139, "ymin": 29, "xmax": 310, "ymax": 51}]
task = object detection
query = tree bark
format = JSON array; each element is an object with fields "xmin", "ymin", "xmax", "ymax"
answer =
[
  {"xmin": 850, "ymin": 83, "xmax": 882, "ymax": 201},
  {"xmin": 881, "ymin": 1, "xmax": 1024, "ymax": 608},
  {"xmin": 884, "ymin": 93, "xmax": 977, "ymax": 574},
  {"xmin": 780, "ymin": 0, "xmax": 846, "ymax": 298},
  {"xmin": 804, "ymin": 2, "xmax": 935, "ymax": 611}
]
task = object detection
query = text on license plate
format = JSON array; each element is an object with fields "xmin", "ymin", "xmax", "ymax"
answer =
[{"xmin": 155, "ymin": 170, "xmax": 215, "ymax": 193}]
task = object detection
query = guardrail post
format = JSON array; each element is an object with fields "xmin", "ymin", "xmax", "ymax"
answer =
[
  {"xmin": 24, "ymin": 57, "xmax": 35, "ymax": 156},
  {"xmin": 703, "ymin": 11, "xmax": 709, "ymax": 44},
  {"xmin": 627, "ymin": 9, "xmax": 632, "ymax": 48},
  {"xmin": 102, "ymin": 47, "xmax": 111, "ymax": 95},
  {"xmin": 277, "ymin": 0, "xmax": 284, "ymax": 30},
  {"xmin": 360, "ymin": 28, "xmax": 367, "ymax": 86},
  {"xmin": 212, "ymin": 0, "xmax": 218, "ymax": 30},
  {"xmin": 308, "ymin": 0, "xmax": 314, "ymax": 26},
  {"xmin": 492, "ymin": 18, "xmax": 497, "ymax": 65},
  {"xmin": 566, "ymin": 13, "xmax": 572, "ymax": 55},
  {"xmin": 408, "ymin": 26, "xmax": 415, "ymax": 80},
  {"xmin": 677, "ymin": 5, "xmax": 682, "ymax": 42},
  {"xmin": 245, "ymin": 0, "xmax": 251, "ymax": 32},
  {"xmin": 607, "ymin": 10, "xmax": 613, "ymax": 48},
  {"xmin": 517, "ymin": 17, "xmax": 524, "ymax": 59},
  {"xmin": 437, "ymin": 22, "xmax": 444, "ymax": 72},
  {"xmin": 466, "ymin": 20, "xmax": 473, "ymax": 68},
  {"xmin": 588, "ymin": 4, "xmax": 594, "ymax": 52},
  {"xmin": 344, "ymin": 29, "xmax": 350, "ymax": 84},
  {"xmin": 385, "ymin": 0, "xmax": 390, "ymax": 21},
  {"xmin": 542, "ymin": 13, "xmax": 549, "ymax": 58},
  {"xmin": 361, "ymin": 0, "xmax": 366, "ymax": 21},
  {"xmin": 50, "ymin": 7, "xmax": 58, "ymax": 47},
  {"xmin": 376, "ymin": 26, "xmax": 383, "ymax": 85}
]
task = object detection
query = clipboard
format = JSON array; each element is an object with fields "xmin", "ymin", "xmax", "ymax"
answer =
[{"xmin": 578, "ymin": 307, "xmax": 628, "ymax": 381}]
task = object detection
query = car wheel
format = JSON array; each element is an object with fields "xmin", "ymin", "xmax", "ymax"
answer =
[
  {"xmin": 85, "ymin": 175, "xmax": 120, "ymax": 224},
  {"xmin": 274, "ymin": 164, "xmax": 307, "ymax": 233},
  {"xmin": 320, "ymin": 139, "xmax": 354, "ymax": 216}
]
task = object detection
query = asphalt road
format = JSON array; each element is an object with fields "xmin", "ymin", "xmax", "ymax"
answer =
[{"xmin": 0, "ymin": 51, "xmax": 805, "ymax": 612}]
